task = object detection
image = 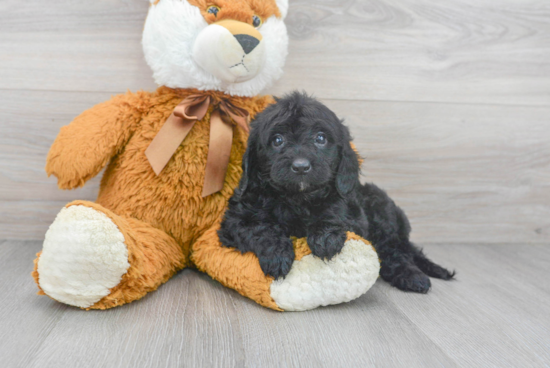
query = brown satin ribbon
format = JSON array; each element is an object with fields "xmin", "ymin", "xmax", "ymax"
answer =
[{"xmin": 145, "ymin": 94, "xmax": 250, "ymax": 197}]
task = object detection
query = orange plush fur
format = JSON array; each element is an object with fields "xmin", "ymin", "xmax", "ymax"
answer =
[
  {"xmin": 32, "ymin": 87, "xmax": 368, "ymax": 310},
  {"xmin": 188, "ymin": 0, "xmax": 281, "ymax": 24},
  {"xmin": 33, "ymin": 87, "xmax": 284, "ymax": 310},
  {"xmin": 33, "ymin": 0, "xmax": 377, "ymax": 311}
]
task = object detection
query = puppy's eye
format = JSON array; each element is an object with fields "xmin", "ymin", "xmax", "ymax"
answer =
[
  {"xmin": 315, "ymin": 132, "xmax": 327, "ymax": 146},
  {"xmin": 272, "ymin": 134, "xmax": 285, "ymax": 148},
  {"xmin": 207, "ymin": 6, "xmax": 220, "ymax": 16},
  {"xmin": 252, "ymin": 15, "xmax": 262, "ymax": 28}
]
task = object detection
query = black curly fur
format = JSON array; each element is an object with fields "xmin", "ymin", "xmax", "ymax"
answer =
[{"xmin": 219, "ymin": 92, "xmax": 455, "ymax": 292}]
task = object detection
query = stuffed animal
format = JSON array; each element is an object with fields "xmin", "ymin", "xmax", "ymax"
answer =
[{"xmin": 32, "ymin": 0, "xmax": 380, "ymax": 312}]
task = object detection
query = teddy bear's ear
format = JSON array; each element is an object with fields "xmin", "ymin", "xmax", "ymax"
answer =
[{"xmin": 276, "ymin": 0, "xmax": 289, "ymax": 19}]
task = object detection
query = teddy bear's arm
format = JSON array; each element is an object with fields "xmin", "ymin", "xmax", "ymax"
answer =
[{"xmin": 46, "ymin": 92, "xmax": 151, "ymax": 189}]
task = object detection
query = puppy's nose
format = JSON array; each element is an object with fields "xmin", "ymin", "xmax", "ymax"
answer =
[
  {"xmin": 291, "ymin": 158, "xmax": 311, "ymax": 174},
  {"xmin": 234, "ymin": 34, "xmax": 260, "ymax": 54}
]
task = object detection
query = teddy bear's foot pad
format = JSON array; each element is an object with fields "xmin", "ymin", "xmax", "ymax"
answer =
[
  {"xmin": 37, "ymin": 205, "xmax": 130, "ymax": 308},
  {"xmin": 270, "ymin": 238, "xmax": 380, "ymax": 311}
]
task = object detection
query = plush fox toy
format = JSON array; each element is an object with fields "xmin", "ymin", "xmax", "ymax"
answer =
[{"xmin": 33, "ymin": 0, "xmax": 380, "ymax": 312}]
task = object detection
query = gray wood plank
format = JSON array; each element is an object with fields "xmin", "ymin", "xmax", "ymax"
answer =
[
  {"xmin": 0, "ymin": 241, "xmax": 68, "ymax": 368},
  {"xmin": 0, "ymin": 89, "xmax": 106, "ymax": 201},
  {"xmin": 24, "ymin": 271, "xmax": 247, "ymax": 368},
  {"xmin": 2, "ymin": 90, "xmax": 549, "ymax": 243},
  {"xmin": 2, "ymin": 241, "xmax": 550, "ymax": 368},
  {"xmin": 25, "ymin": 258, "xmax": 458, "ymax": 368},
  {"xmin": 231, "ymin": 285, "xmax": 458, "ymax": 368},
  {"xmin": 273, "ymin": 0, "xmax": 550, "ymax": 106},
  {"xmin": 382, "ymin": 243, "xmax": 550, "ymax": 368},
  {"xmin": 0, "ymin": 200, "xmax": 80, "ymax": 241},
  {"xmin": 478, "ymin": 244, "xmax": 550, "ymax": 294},
  {"xmin": 0, "ymin": 0, "xmax": 549, "ymax": 106},
  {"xmin": 324, "ymin": 99, "xmax": 550, "ymax": 244},
  {"xmin": 0, "ymin": 0, "xmax": 156, "ymax": 93},
  {"xmin": 0, "ymin": 89, "xmax": 106, "ymax": 239}
]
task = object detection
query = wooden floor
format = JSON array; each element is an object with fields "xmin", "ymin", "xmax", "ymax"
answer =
[
  {"xmin": 0, "ymin": 240, "xmax": 548, "ymax": 368},
  {"xmin": 1, "ymin": 1, "xmax": 550, "ymax": 367}
]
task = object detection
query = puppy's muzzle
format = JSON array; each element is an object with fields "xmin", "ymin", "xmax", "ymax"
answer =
[{"xmin": 291, "ymin": 158, "xmax": 311, "ymax": 174}]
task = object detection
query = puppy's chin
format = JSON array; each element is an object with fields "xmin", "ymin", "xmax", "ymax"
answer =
[
  {"xmin": 271, "ymin": 177, "xmax": 324, "ymax": 194},
  {"xmin": 290, "ymin": 180, "xmax": 311, "ymax": 194}
]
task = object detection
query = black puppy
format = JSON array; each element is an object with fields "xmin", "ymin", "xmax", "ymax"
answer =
[{"xmin": 219, "ymin": 92, "xmax": 454, "ymax": 293}]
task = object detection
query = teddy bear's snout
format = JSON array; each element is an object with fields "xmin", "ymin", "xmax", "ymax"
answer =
[{"xmin": 192, "ymin": 19, "xmax": 265, "ymax": 84}]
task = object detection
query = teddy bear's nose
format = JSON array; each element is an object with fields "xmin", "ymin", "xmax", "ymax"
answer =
[{"xmin": 234, "ymin": 34, "xmax": 260, "ymax": 54}]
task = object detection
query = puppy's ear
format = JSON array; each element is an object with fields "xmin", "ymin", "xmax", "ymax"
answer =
[
  {"xmin": 337, "ymin": 140, "xmax": 360, "ymax": 197},
  {"xmin": 238, "ymin": 129, "xmax": 260, "ymax": 197}
]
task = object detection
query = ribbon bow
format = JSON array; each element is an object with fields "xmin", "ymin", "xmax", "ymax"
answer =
[{"xmin": 145, "ymin": 94, "xmax": 250, "ymax": 197}]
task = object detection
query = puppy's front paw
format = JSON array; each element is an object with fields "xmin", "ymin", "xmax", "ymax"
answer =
[
  {"xmin": 307, "ymin": 227, "xmax": 347, "ymax": 260},
  {"xmin": 257, "ymin": 238, "xmax": 295, "ymax": 279}
]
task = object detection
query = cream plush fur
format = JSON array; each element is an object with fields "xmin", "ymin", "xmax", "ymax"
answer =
[
  {"xmin": 271, "ymin": 239, "xmax": 380, "ymax": 311},
  {"xmin": 192, "ymin": 24, "xmax": 266, "ymax": 83},
  {"xmin": 143, "ymin": 0, "xmax": 289, "ymax": 96},
  {"xmin": 34, "ymin": 0, "xmax": 380, "ymax": 312},
  {"xmin": 37, "ymin": 206, "xmax": 130, "ymax": 308}
]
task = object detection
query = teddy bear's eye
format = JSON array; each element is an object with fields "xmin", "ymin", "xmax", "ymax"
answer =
[
  {"xmin": 252, "ymin": 15, "xmax": 262, "ymax": 28},
  {"xmin": 207, "ymin": 6, "xmax": 220, "ymax": 16}
]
